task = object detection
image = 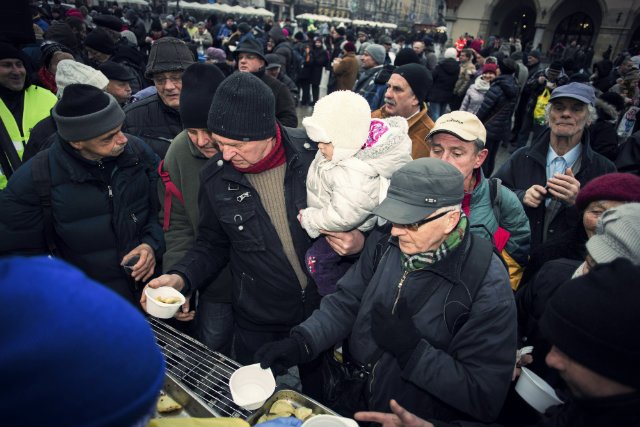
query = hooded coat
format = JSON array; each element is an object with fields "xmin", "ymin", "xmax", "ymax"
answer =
[
  {"xmin": 476, "ymin": 74, "xmax": 519, "ymax": 141},
  {"xmin": 460, "ymin": 76, "xmax": 491, "ymax": 114},
  {"xmin": 301, "ymin": 117, "xmax": 412, "ymax": 238}
]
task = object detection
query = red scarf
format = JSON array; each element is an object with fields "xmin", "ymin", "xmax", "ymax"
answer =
[
  {"xmin": 233, "ymin": 124, "xmax": 286, "ymax": 174},
  {"xmin": 37, "ymin": 67, "xmax": 57, "ymax": 94}
]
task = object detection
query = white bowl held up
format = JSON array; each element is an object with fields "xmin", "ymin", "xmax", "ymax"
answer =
[
  {"xmin": 144, "ymin": 287, "xmax": 186, "ymax": 319},
  {"xmin": 515, "ymin": 367, "xmax": 564, "ymax": 413},
  {"xmin": 229, "ymin": 363, "xmax": 276, "ymax": 410}
]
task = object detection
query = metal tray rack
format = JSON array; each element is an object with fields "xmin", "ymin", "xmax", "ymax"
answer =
[{"xmin": 148, "ymin": 317, "xmax": 253, "ymax": 419}]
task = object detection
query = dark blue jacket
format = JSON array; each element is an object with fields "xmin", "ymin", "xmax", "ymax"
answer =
[
  {"xmin": 0, "ymin": 135, "xmax": 163, "ymax": 305},
  {"xmin": 427, "ymin": 58, "xmax": 460, "ymax": 104},
  {"xmin": 476, "ymin": 74, "xmax": 519, "ymax": 141}
]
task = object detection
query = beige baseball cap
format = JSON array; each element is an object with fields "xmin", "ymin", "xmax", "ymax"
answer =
[{"xmin": 426, "ymin": 110, "xmax": 487, "ymax": 145}]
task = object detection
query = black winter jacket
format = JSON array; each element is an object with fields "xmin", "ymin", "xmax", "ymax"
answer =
[
  {"xmin": 169, "ymin": 126, "xmax": 321, "ymax": 331},
  {"xmin": 301, "ymin": 46, "xmax": 329, "ymax": 86},
  {"xmin": 588, "ymin": 119, "xmax": 619, "ymax": 162},
  {"xmin": 259, "ymin": 72, "xmax": 298, "ymax": 128},
  {"xmin": 22, "ymin": 115, "xmax": 57, "ymax": 163},
  {"xmin": 494, "ymin": 129, "xmax": 616, "ymax": 249},
  {"xmin": 428, "ymin": 58, "xmax": 460, "ymax": 104},
  {"xmin": 0, "ymin": 135, "xmax": 164, "ymax": 305},
  {"xmin": 476, "ymin": 74, "xmax": 519, "ymax": 141},
  {"xmin": 122, "ymin": 94, "xmax": 183, "ymax": 159}
]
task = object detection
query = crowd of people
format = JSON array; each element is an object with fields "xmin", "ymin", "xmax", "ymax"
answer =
[{"xmin": 1, "ymin": 2, "xmax": 640, "ymax": 426}]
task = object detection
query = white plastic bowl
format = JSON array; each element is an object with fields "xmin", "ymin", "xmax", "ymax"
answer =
[
  {"xmin": 302, "ymin": 415, "xmax": 359, "ymax": 427},
  {"xmin": 144, "ymin": 287, "xmax": 186, "ymax": 319},
  {"xmin": 515, "ymin": 367, "xmax": 564, "ymax": 413},
  {"xmin": 229, "ymin": 363, "xmax": 276, "ymax": 410}
]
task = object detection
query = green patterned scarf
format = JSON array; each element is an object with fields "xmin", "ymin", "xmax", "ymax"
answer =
[{"xmin": 401, "ymin": 215, "xmax": 468, "ymax": 273}]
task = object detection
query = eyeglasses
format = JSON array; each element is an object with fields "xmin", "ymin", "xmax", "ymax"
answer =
[
  {"xmin": 153, "ymin": 75, "xmax": 182, "ymax": 85},
  {"xmin": 393, "ymin": 210, "xmax": 452, "ymax": 231}
]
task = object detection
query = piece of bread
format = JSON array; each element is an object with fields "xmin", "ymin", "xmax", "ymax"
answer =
[{"xmin": 157, "ymin": 394, "xmax": 183, "ymax": 413}]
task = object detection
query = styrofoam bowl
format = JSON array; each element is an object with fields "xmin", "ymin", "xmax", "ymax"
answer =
[
  {"xmin": 229, "ymin": 363, "xmax": 276, "ymax": 410},
  {"xmin": 515, "ymin": 367, "xmax": 564, "ymax": 413},
  {"xmin": 144, "ymin": 287, "xmax": 186, "ymax": 319},
  {"xmin": 302, "ymin": 415, "xmax": 359, "ymax": 427}
]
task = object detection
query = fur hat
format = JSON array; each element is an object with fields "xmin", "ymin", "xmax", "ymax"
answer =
[
  {"xmin": 586, "ymin": 203, "xmax": 640, "ymax": 265},
  {"xmin": 540, "ymin": 258, "xmax": 640, "ymax": 390},
  {"xmin": 596, "ymin": 92, "xmax": 625, "ymax": 121},
  {"xmin": 145, "ymin": 37, "xmax": 194, "ymax": 79},
  {"xmin": 55, "ymin": 60, "xmax": 109, "ymax": 97},
  {"xmin": 302, "ymin": 91, "xmax": 371, "ymax": 162},
  {"xmin": 0, "ymin": 256, "xmax": 165, "ymax": 426}
]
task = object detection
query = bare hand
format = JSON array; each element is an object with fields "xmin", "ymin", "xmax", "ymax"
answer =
[
  {"xmin": 546, "ymin": 167, "xmax": 580, "ymax": 205},
  {"xmin": 355, "ymin": 399, "xmax": 434, "ymax": 427},
  {"xmin": 122, "ymin": 243, "xmax": 155, "ymax": 282},
  {"xmin": 523, "ymin": 184, "xmax": 547, "ymax": 208},
  {"xmin": 140, "ymin": 274, "xmax": 186, "ymax": 312},
  {"xmin": 174, "ymin": 297, "xmax": 196, "ymax": 322},
  {"xmin": 513, "ymin": 354, "xmax": 534, "ymax": 381},
  {"xmin": 321, "ymin": 229, "xmax": 365, "ymax": 256}
]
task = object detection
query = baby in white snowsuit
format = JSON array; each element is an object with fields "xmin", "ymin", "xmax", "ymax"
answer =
[{"xmin": 300, "ymin": 90, "xmax": 412, "ymax": 294}]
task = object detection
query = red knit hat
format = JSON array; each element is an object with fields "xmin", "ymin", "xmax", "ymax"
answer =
[
  {"xmin": 343, "ymin": 42, "xmax": 356, "ymax": 52},
  {"xmin": 482, "ymin": 63, "xmax": 497, "ymax": 74},
  {"xmin": 576, "ymin": 173, "xmax": 640, "ymax": 210}
]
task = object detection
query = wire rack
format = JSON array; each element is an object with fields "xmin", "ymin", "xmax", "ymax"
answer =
[{"xmin": 148, "ymin": 317, "xmax": 253, "ymax": 419}]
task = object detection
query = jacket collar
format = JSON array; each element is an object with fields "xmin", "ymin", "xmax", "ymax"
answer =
[{"xmin": 525, "ymin": 127, "xmax": 596, "ymax": 170}]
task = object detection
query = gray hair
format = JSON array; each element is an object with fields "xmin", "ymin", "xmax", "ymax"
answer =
[{"xmin": 543, "ymin": 102, "xmax": 597, "ymax": 126}]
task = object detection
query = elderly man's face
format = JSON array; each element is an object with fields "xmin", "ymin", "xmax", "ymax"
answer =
[
  {"xmin": 545, "ymin": 345, "xmax": 635, "ymax": 398},
  {"xmin": 187, "ymin": 128, "xmax": 218, "ymax": 158},
  {"xmin": 213, "ymin": 132, "xmax": 276, "ymax": 169},
  {"xmin": 69, "ymin": 124, "xmax": 128, "ymax": 160},
  {"xmin": 153, "ymin": 71, "xmax": 183, "ymax": 109},
  {"xmin": 548, "ymin": 98, "xmax": 590, "ymax": 139},
  {"xmin": 0, "ymin": 58, "xmax": 26, "ymax": 91},
  {"xmin": 237, "ymin": 53, "xmax": 264, "ymax": 73},
  {"xmin": 361, "ymin": 51, "xmax": 377, "ymax": 69},
  {"xmin": 106, "ymin": 80, "xmax": 132, "ymax": 105},
  {"xmin": 383, "ymin": 73, "xmax": 419, "ymax": 118},
  {"xmin": 390, "ymin": 209, "xmax": 461, "ymax": 255},
  {"xmin": 429, "ymin": 133, "xmax": 488, "ymax": 191}
]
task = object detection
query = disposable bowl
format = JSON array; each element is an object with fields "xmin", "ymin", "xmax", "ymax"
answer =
[
  {"xmin": 229, "ymin": 363, "xmax": 276, "ymax": 410},
  {"xmin": 144, "ymin": 287, "xmax": 185, "ymax": 319},
  {"xmin": 515, "ymin": 367, "xmax": 564, "ymax": 413}
]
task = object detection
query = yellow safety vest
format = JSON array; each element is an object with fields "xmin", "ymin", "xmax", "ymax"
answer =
[{"xmin": 0, "ymin": 85, "xmax": 57, "ymax": 188}]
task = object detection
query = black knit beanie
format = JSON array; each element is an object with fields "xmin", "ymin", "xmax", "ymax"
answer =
[
  {"xmin": 540, "ymin": 258, "xmax": 640, "ymax": 390},
  {"xmin": 394, "ymin": 48, "xmax": 420, "ymax": 66},
  {"xmin": 0, "ymin": 42, "xmax": 24, "ymax": 62},
  {"xmin": 208, "ymin": 72, "xmax": 275, "ymax": 141},
  {"xmin": 84, "ymin": 28, "xmax": 116, "ymax": 55},
  {"xmin": 393, "ymin": 63, "xmax": 432, "ymax": 103},
  {"xmin": 52, "ymin": 84, "xmax": 125, "ymax": 142},
  {"xmin": 180, "ymin": 63, "xmax": 225, "ymax": 129}
]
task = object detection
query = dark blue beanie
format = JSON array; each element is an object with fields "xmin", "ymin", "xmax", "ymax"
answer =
[{"xmin": 0, "ymin": 256, "xmax": 165, "ymax": 427}]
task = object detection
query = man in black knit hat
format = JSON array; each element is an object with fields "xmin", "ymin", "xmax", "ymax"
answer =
[
  {"xmin": 0, "ymin": 84, "xmax": 163, "ymax": 307},
  {"xmin": 234, "ymin": 39, "xmax": 298, "ymax": 127},
  {"xmin": 123, "ymin": 37, "xmax": 194, "ymax": 159},
  {"xmin": 144, "ymin": 72, "xmax": 365, "ymax": 393}
]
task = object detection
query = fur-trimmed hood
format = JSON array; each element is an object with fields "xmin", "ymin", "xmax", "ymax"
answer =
[{"xmin": 595, "ymin": 97, "xmax": 619, "ymax": 121}]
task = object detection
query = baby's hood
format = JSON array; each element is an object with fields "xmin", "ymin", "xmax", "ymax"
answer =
[{"xmin": 355, "ymin": 116, "xmax": 412, "ymax": 178}]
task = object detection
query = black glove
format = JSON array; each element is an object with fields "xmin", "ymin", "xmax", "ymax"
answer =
[
  {"xmin": 255, "ymin": 333, "xmax": 312, "ymax": 376},
  {"xmin": 371, "ymin": 298, "xmax": 421, "ymax": 368}
]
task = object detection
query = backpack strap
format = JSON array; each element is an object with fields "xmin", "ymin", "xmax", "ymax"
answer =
[
  {"xmin": 157, "ymin": 159, "xmax": 185, "ymax": 232},
  {"xmin": 444, "ymin": 235, "xmax": 496, "ymax": 336},
  {"xmin": 488, "ymin": 177, "xmax": 502, "ymax": 223},
  {"xmin": 31, "ymin": 149, "xmax": 58, "ymax": 256}
]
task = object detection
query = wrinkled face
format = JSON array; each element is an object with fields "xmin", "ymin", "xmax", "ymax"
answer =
[
  {"xmin": 69, "ymin": 125, "xmax": 128, "ymax": 160},
  {"xmin": 106, "ymin": 80, "xmax": 132, "ymax": 105},
  {"xmin": 429, "ymin": 133, "xmax": 487, "ymax": 191},
  {"xmin": 361, "ymin": 51, "xmax": 377, "ymax": 69},
  {"xmin": 383, "ymin": 73, "xmax": 419, "ymax": 118},
  {"xmin": 412, "ymin": 41, "xmax": 425, "ymax": 55},
  {"xmin": 390, "ymin": 209, "xmax": 460, "ymax": 255},
  {"xmin": 213, "ymin": 132, "xmax": 276, "ymax": 169},
  {"xmin": 187, "ymin": 128, "xmax": 218, "ymax": 158},
  {"xmin": 237, "ymin": 52, "xmax": 264, "ymax": 73},
  {"xmin": 153, "ymin": 71, "xmax": 183, "ymax": 109},
  {"xmin": 545, "ymin": 346, "xmax": 634, "ymax": 398},
  {"xmin": 317, "ymin": 141, "xmax": 334, "ymax": 160},
  {"xmin": 582, "ymin": 200, "xmax": 624, "ymax": 238},
  {"xmin": 0, "ymin": 58, "xmax": 26, "ymax": 91},
  {"xmin": 548, "ymin": 98, "xmax": 590, "ymax": 139}
]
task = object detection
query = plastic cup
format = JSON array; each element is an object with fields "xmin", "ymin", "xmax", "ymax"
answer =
[
  {"xmin": 515, "ymin": 367, "xmax": 564, "ymax": 413},
  {"xmin": 229, "ymin": 363, "xmax": 276, "ymax": 410},
  {"xmin": 302, "ymin": 415, "xmax": 359, "ymax": 427},
  {"xmin": 144, "ymin": 287, "xmax": 186, "ymax": 319}
]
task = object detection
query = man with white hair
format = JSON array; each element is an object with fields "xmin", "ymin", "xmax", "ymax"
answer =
[{"xmin": 495, "ymin": 82, "xmax": 616, "ymax": 249}]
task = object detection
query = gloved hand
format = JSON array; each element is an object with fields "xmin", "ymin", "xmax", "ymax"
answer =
[
  {"xmin": 371, "ymin": 298, "xmax": 421, "ymax": 368},
  {"xmin": 254, "ymin": 417, "xmax": 303, "ymax": 427},
  {"xmin": 255, "ymin": 333, "xmax": 312, "ymax": 376}
]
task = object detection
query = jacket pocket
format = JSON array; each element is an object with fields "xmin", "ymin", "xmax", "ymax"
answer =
[{"xmin": 219, "ymin": 209, "xmax": 265, "ymax": 252}]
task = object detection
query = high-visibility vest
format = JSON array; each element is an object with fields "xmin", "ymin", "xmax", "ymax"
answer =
[{"xmin": 0, "ymin": 85, "xmax": 57, "ymax": 188}]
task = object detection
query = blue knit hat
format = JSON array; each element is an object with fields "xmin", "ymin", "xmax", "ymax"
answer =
[{"xmin": 0, "ymin": 256, "xmax": 165, "ymax": 427}]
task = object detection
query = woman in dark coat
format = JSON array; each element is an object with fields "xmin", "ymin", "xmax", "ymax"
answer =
[
  {"xmin": 427, "ymin": 48, "xmax": 460, "ymax": 120},
  {"xmin": 300, "ymin": 37, "xmax": 328, "ymax": 106}
]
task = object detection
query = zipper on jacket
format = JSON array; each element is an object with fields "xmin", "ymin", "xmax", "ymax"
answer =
[
  {"xmin": 130, "ymin": 212, "xmax": 138, "ymax": 223},
  {"xmin": 107, "ymin": 185, "xmax": 113, "ymax": 199},
  {"xmin": 391, "ymin": 270, "xmax": 409, "ymax": 314}
]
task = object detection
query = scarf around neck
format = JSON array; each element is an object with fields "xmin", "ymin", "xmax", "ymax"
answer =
[
  {"xmin": 401, "ymin": 215, "xmax": 468, "ymax": 273},
  {"xmin": 232, "ymin": 124, "xmax": 286, "ymax": 174}
]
